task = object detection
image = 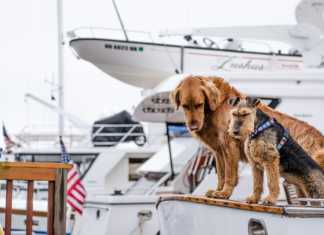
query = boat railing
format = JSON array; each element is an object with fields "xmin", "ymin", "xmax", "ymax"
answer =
[
  {"xmin": 0, "ymin": 162, "xmax": 72, "ymax": 235},
  {"xmin": 283, "ymin": 181, "xmax": 324, "ymax": 209},
  {"xmin": 67, "ymin": 27, "xmax": 280, "ymax": 54},
  {"xmin": 67, "ymin": 26, "xmax": 155, "ymax": 42},
  {"xmin": 294, "ymin": 198, "xmax": 324, "ymax": 207},
  {"xmin": 15, "ymin": 124, "xmax": 88, "ymax": 148},
  {"xmin": 91, "ymin": 123, "xmax": 146, "ymax": 146}
]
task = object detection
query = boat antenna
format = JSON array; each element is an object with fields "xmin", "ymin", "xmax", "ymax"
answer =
[
  {"xmin": 112, "ymin": 0, "xmax": 129, "ymax": 41},
  {"xmin": 57, "ymin": 0, "xmax": 64, "ymax": 137}
]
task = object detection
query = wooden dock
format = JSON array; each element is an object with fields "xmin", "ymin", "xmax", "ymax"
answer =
[{"xmin": 0, "ymin": 162, "xmax": 72, "ymax": 235}]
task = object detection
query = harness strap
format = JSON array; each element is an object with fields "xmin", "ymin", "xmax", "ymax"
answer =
[
  {"xmin": 250, "ymin": 118, "xmax": 289, "ymax": 151},
  {"xmin": 250, "ymin": 118, "xmax": 275, "ymax": 139},
  {"xmin": 277, "ymin": 131, "xmax": 289, "ymax": 150}
]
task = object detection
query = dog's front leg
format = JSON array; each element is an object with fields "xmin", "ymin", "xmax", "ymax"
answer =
[
  {"xmin": 246, "ymin": 164, "xmax": 264, "ymax": 204},
  {"xmin": 210, "ymin": 147, "xmax": 239, "ymax": 199},
  {"xmin": 215, "ymin": 153, "xmax": 225, "ymax": 190},
  {"xmin": 263, "ymin": 158, "xmax": 280, "ymax": 205},
  {"xmin": 205, "ymin": 152, "xmax": 225, "ymax": 198}
]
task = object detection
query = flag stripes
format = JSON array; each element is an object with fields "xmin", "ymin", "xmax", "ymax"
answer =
[
  {"xmin": 67, "ymin": 162, "xmax": 86, "ymax": 215},
  {"xmin": 60, "ymin": 137, "xmax": 86, "ymax": 215}
]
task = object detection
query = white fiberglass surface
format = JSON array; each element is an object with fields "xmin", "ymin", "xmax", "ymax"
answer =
[{"xmin": 138, "ymin": 138, "xmax": 199, "ymax": 174}]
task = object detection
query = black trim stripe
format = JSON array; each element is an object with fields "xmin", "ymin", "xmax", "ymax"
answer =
[{"xmin": 69, "ymin": 38, "xmax": 302, "ymax": 58}]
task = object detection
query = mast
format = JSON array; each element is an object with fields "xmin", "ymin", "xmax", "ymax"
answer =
[{"xmin": 56, "ymin": 0, "xmax": 64, "ymax": 136}]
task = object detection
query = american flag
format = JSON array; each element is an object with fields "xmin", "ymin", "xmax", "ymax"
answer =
[
  {"xmin": 67, "ymin": 163, "xmax": 86, "ymax": 215},
  {"xmin": 59, "ymin": 136, "xmax": 70, "ymax": 163},
  {"xmin": 59, "ymin": 137, "xmax": 86, "ymax": 215},
  {"xmin": 2, "ymin": 123, "xmax": 19, "ymax": 152}
]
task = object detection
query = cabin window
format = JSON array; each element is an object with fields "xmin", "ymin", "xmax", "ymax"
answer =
[{"xmin": 128, "ymin": 155, "xmax": 151, "ymax": 181}]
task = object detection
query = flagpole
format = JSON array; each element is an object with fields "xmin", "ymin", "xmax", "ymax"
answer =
[{"xmin": 57, "ymin": 0, "xmax": 64, "ymax": 137}]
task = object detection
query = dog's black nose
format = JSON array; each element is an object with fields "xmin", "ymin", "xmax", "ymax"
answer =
[{"xmin": 233, "ymin": 130, "xmax": 240, "ymax": 135}]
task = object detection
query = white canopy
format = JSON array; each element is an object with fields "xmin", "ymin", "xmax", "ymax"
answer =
[
  {"xmin": 133, "ymin": 74, "xmax": 187, "ymax": 123},
  {"xmin": 133, "ymin": 69, "xmax": 324, "ymax": 123}
]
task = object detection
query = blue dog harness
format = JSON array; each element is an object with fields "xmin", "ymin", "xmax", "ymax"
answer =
[{"xmin": 250, "ymin": 118, "xmax": 289, "ymax": 151}]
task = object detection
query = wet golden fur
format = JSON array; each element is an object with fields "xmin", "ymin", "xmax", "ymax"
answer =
[
  {"xmin": 171, "ymin": 76, "xmax": 245, "ymax": 199},
  {"xmin": 171, "ymin": 75, "xmax": 324, "ymax": 199}
]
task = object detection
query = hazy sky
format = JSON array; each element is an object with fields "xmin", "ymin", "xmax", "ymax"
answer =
[{"xmin": 0, "ymin": 0, "xmax": 299, "ymax": 139}]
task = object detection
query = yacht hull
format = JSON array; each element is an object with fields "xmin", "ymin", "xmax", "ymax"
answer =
[
  {"xmin": 70, "ymin": 38, "xmax": 303, "ymax": 89},
  {"xmin": 72, "ymin": 197, "xmax": 159, "ymax": 235},
  {"xmin": 157, "ymin": 195, "xmax": 324, "ymax": 235}
]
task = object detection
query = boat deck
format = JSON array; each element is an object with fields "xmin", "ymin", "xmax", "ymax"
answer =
[{"xmin": 157, "ymin": 195, "xmax": 324, "ymax": 217}]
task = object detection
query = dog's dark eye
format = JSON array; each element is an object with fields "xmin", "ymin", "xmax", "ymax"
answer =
[
  {"xmin": 194, "ymin": 103, "xmax": 203, "ymax": 109},
  {"xmin": 182, "ymin": 104, "xmax": 189, "ymax": 110},
  {"xmin": 240, "ymin": 113, "xmax": 250, "ymax": 117}
]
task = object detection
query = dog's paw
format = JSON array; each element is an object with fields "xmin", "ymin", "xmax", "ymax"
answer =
[
  {"xmin": 262, "ymin": 196, "xmax": 277, "ymax": 206},
  {"xmin": 216, "ymin": 185, "xmax": 224, "ymax": 191},
  {"xmin": 245, "ymin": 195, "xmax": 260, "ymax": 204},
  {"xmin": 210, "ymin": 190, "xmax": 231, "ymax": 199},
  {"xmin": 205, "ymin": 189, "xmax": 217, "ymax": 198}
]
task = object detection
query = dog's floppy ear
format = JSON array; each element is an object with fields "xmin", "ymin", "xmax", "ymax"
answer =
[
  {"xmin": 200, "ymin": 80, "xmax": 220, "ymax": 111},
  {"xmin": 246, "ymin": 97, "xmax": 261, "ymax": 107},
  {"xmin": 228, "ymin": 96, "xmax": 240, "ymax": 107},
  {"xmin": 170, "ymin": 82, "xmax": 183, "ymax": 110}
]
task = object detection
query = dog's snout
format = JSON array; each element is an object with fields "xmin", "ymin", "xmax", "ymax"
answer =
[
  {"xmin": 189, "ymin": 124, "xmax": 199, "ymax": 131},
  {"xmin": 189, "ymin": 122, "xmax": 199, "ymax": 131},
  {"xmin": 233, "ymin": 122, "xmax": 242, "ymax": 136},
  {"xmin": 233, "ymin": 130, "xmax": 240, "ymax": 136}
]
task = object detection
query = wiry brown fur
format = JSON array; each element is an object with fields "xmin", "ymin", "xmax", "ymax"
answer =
[
  {"xmin": 229, "ymin": 98, "xmax": 324, "ymax": 205},
  {"xmin": 171, "ymin": 75, "xmax": 324, "ymax": 199},
  {"xmin": 258, "ymin": 103, "xmax": 324, "ymax": 157},
  {"xmin": 314, "ymin": 149, "xmax": 324, "ymax": 168}
]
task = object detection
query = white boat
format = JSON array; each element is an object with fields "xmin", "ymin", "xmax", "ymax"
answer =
[
  {"xmin": 64, "ymin": 0, "xmax": 324, "ymax": 234},
  {"xmin": 136, "ymin": 70, "xmax": 324, "ymax": 234},
  {"xmin": 134, "ymin": 71, "xmax": 324, "ymax": 133},
  {"xmin": 69, "ymin": 35, "xmax": 303, "ymax": 89},
  {"xmin": 68, "ymin": 0, "xmax": 324, "ymax": 90},
  {"xmin": 157, "ymin": 195, "xmax": 324, "ymax": 235},
  {"xmin": 156, "ymin": 163, "xmax": 324, "ymax": 235},
  {"xmin": 70, "ymin": 136, "xmax": 202, "ymax": 235},
  {"xmin": 4, "ymin": 105, "xmax": 202, "ymax": 235}
]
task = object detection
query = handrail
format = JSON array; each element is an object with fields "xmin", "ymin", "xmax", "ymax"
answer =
[
  {"xmin": 91, "ymin": 123, "xmax": 145, "ymax": 146},
  {"xmin": 67, "ymin": 27, "xmax": 154, "ymax": 42},
  {"xmin": 0, "ymin": 162, "xmax": 72, "ymax": 235},
  {"xmin": 295, "ymin": 198, "xmax": 324, "ymax": 207},
  {"xmin": 67, "ymin": 27, "xmax": 277, "ymax": 54}
]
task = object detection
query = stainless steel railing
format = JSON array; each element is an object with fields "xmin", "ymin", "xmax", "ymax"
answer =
[
  {"xmin": 91, "ymin": 123, "xmax": 145, "ymax": 146},
  {"xmin": 67, "ymin": 27, "xmax": 155, "ymax": 42}
]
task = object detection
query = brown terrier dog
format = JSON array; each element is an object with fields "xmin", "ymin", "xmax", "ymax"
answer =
[
  {"xmin": 228, "ymin": 97, "xmax": 324, "ymax": 205},
  {"xmin": 171, "ymin": 75, "xmax": 324, "ymax": 199}
]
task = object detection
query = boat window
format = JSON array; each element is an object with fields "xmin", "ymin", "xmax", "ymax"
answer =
[
  {"xmin": 167, "ymin": 123, "xmax": 191, "ymax": 137},
  {"xmin": 128, "ymin": 153, "xmax": 153, "ymax": 181}
]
